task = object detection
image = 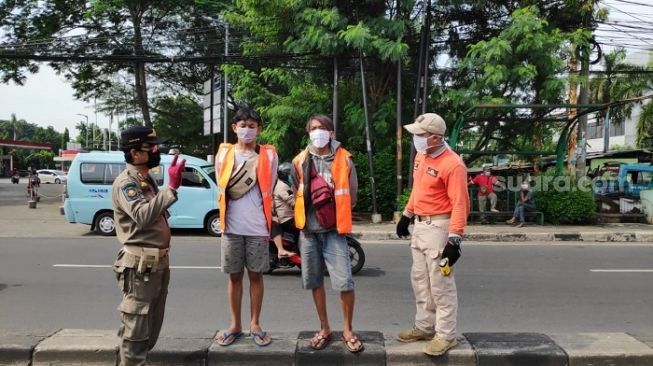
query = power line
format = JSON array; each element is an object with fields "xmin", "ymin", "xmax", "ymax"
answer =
[{"xmin": 606, "ymin": 0, "xmax": 653, "ymax": 9}]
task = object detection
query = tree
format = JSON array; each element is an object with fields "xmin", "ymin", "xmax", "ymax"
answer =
[
  {"xmin": 636, "ymin": 102, "xmax": 653, "ymax": 151},
  {"xmin": 453, "ymin": 6, "xmax": 588, "ymax": 168},
  {"xmin": 0, "ymin": 0, "xmax": 228, "ymax": 126},
  {"xmin": 63, "ymin": 128, "xmax": 70, "ymax": 149},
  {"xmin": 590, "ymin": 49, "xmax": 649, "ymax": 127},
  {"xmin": 589, "ymin": 48, "xmax": 653, "ymax": 151},
  {"xmin": 152, "ymin": 95, "xmax": 209, "ymax": 157}
]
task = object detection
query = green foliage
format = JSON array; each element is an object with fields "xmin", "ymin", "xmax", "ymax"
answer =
[
  {"xmin": 351, "ymin": 146, "xmax": 399, "ymax": 216},
  {"xmin": 152, "ymin": 95, "xmax": 210, "ymax": 157},
  {"xmin": 396, "ymin": 189, "xmax": 411, "ymax": 212},
  {"xmin": 450, "ymin": 5, "xmax": 590, "ymax": 165},
  {"xmin": 637, "ymin": 101, "xmax": 653, "ymax": 150},
  {"xmin": 25, "ymin": 150, "xmax": 55, "ymax": 170},
  {"xmin": 0, "ymin": 114, "xmax": 64, "ymax": 169},
  {"xmin": 533, "ymin": 176, "xmax": 597, "ymax": 224}
]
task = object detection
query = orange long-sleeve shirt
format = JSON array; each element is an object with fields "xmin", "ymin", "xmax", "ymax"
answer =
[{"xmin": 405, "ymin": 148, "xmax": 470, "ymax": 236}]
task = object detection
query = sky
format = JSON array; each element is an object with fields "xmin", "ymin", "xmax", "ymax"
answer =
[
  {"xmin": 0, "ymin": 0, "xmax": 649, "ymax": 141},
  {"xmin": 0, "ymin": 66, "xmax": 110, "ymax": 140}
]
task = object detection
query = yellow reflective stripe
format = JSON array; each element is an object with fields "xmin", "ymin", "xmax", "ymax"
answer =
[
  {"xmin": 216, "ymin": 148, "xmax": 228, "ymax": 165},
  {"xmin": 298, "ymin": 183, "xmax": 304, "ymax": 191},
  {"xmin": 334, "ymin": 188, "xmax": 349, "ymax": 196}
]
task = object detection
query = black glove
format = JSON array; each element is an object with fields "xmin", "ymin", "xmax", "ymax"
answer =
[
  {"xmin": 442, "ymin": 236, "xmax": 462, "ymax": 265},
  {"xmin": 396, "ymin": 215, "xmax": 412, "ymax": 238}
]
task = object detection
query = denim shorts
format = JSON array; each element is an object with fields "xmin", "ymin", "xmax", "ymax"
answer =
[{"xmin": 299, "ymin": 230, "xmax": 354, "ymax": 291}]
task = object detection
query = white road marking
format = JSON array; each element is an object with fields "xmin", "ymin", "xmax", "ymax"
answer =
[
  {"xmin": 54, "ymin": 264, "xmax": 221, "ymax": 269},
  {"xmin": 590, "ymin": 269, "xmax": 653, "ymax": 273}
]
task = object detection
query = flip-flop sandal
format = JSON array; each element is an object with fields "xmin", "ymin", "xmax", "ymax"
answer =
[
  {"xmin": 251, "ymin": 331, "xmax": 272, "ymax": 347},
  {"xmin": 310, "ymin": 331, "xmax": 331, "ymax": 350},
  {"xmin": 343, "ymin": 334, "xmax": 364, "ymax": 353},
  {"xmin": 215, "ymin": 331, "xmax": 243, "ymax": 346}
]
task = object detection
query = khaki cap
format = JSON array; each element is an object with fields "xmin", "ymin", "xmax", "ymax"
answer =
[{"xmin": 404, "ymin": 113, "xmax": 446, "ymax": 135}]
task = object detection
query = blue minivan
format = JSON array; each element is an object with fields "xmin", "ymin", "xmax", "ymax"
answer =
[{"xmin": 63, "ymin": 151, "xmax": 221, "ymax": 236}]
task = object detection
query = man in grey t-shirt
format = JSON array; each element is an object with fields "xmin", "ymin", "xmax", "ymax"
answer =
[{"xmin": 214, "ymin": 106, "xmax": 278, "ymax": 347}]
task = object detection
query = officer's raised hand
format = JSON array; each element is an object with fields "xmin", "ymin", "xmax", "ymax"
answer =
[
  {"xmin": 442, "ymin": 235, "xmax": 462, "ymax": 265},
  {"xmin": 396, "ymin": 214, "xmax": 412, "ymax": 238},
  {"xmin": 168, "ymin": 154, "xmax": 186, "ymax": 190}
]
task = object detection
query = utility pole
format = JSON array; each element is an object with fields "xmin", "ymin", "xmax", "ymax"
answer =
[
  {"xmin": 333, "ymin": 57, "xmax": 339, "ymax": 136},
  {"xmin": 94, "ymin": 97, "xmax": 98, "ymax": 150},
  {"xmin": 109, "ymin": 112, "xmax": 113, "ymax": 151},
  {"xmin": 359, "ymin": 50, "xmax": 381, "ymax": 223},
  {"xmin": 408, "ymin": 0, "xmax": 431, "ymax": 187},
  {"xmin": 395, "ymin": 0, "xmax": 403, "ymax": 221},
  {"xmin": 223, "ymin": 22, "xmax": 229, "ymax": 144},
  {"xmin": 575, "ymin": 0, "xmax": 596, "ymax": 179},
  {"xmin": 567, "ymin": 45, "xmax": 578, "ymax": 176},
  {"xmin": 603, "ymin": 59, "xmax": 612, "ymax": 153}
]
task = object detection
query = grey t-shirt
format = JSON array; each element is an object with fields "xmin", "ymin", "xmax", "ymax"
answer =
[{"xmin": 225, "ymin": 150, "xmax": 269, "ymax": 236}]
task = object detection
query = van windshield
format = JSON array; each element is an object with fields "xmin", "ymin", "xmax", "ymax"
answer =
[{"xmin": 202, "ymin": 165, "xmax": 216, "ymax": 184}]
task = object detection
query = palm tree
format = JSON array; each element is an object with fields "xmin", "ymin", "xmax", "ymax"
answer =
[{"xmin": 589, "ymin": 48, "xmax": 653, "ymax": 150}]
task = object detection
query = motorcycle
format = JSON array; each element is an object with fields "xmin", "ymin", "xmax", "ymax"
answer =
[
  {"xmin": 267, "ymin": 229, "xmax": 366, "ymax": 275},
  {"xmin": 11, "ymin": 174, "xmax": 19, "ymax": 184}
]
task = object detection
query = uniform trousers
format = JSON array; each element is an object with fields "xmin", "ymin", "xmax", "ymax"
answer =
[
  {"xmin": 113, "ymin": 250, "xmax": 170, "ymax": 366},
  {"xmin": 410, "ymin": 218, "xmax": 458, "ymax": 339}
]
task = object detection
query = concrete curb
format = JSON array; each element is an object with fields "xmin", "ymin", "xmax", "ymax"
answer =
[
  {"xmin": 2, "ymin": 330, "xmax": 653, "ymax": 365},
  {"xmin": 353, "ymin": 231, "xmax": 653, "ymax": 242}
]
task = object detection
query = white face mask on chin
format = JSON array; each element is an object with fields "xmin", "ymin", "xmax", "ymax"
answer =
[{"xmin": 310, "ymin": 129, "xmax": 331, "ymax": 148}]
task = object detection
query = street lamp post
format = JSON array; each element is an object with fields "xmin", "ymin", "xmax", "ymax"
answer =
[{"xmin": 77, "ymin": 113, "xmax": 89, "ymax": 149}]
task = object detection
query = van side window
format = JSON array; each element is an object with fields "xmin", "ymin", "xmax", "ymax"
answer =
[
  {"xmin": 182, "ymin": 167, "xmax": 210, "ymax": 188},
  {"xmin": 81, "ymin": 163, "xmax": 126, "ymax": 184}
]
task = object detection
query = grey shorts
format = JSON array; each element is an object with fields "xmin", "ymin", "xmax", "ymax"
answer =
[{"xmin": 221, "ymin": 234, "xmax": 270, "ymax": 273}]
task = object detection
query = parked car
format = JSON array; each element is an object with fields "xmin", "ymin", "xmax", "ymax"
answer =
[
  {"xmin": 37, "ymin": 169, "xmax": 68, "ymax": 184},
  {"xmin": 63, "ymin": 151, "xmax": 221, "ymax": 236}
]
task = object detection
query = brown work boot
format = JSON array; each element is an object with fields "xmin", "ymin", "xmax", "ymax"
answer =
[
  {"xmin": 422, "ymin": 336, "xmax": 458, "ymax": 356},
  {"xmin": 396, "ymin": 326, "xmax": 435, "ymax": 343}
]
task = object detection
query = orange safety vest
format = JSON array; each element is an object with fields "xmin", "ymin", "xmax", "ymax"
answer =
[
  {"xmin": 216, "ymin": 143, "xmax": 276, "ymax": 232},
  {"xmin": 293, "ymin": 147, "xmax": 353, "ymax": 234}
]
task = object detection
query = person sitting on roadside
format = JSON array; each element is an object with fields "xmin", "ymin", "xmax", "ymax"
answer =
[
  {"xmin": 506, "ymin": 182, "xmax": 536, "ymax": 228},
  {"xmin": 468, "ymin": 166, "xmax": 500, "ymax": 224}
]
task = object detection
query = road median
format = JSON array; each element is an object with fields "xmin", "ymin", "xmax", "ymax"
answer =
[{"xmin": 2, "ymin": 329, "xmax": 653, "ymax": 365}]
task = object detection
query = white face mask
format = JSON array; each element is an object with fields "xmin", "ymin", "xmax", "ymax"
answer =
[
  {"xmin": 310, "ymin": 129, "xmax": 331, "ymax": 148},
  {"xmin": 484, "ymin": 171, "xmax": 491, "ymax": 176},
  {"xmin": 521, "ymin": 184, "xmax": 529, "ymax": 190},
  {"xmin": 412, "ymin": 135, "xmax": 430, "ymax": 153},
  {"xmin": 413, "ymin": 134, "xmax": 444, "ymax": 153},
  {"xmin": 236, "ymin": 127, "xmax": 257, "ymax": 143}
]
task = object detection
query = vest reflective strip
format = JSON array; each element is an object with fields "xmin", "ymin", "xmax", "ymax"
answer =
[
  {"xmin": 334, "ymin": 188, "xmax": 349, "ymax": 196},
  {"xmin": 216, "ymin": 148, "xmax": 228, "ymax": 166}
]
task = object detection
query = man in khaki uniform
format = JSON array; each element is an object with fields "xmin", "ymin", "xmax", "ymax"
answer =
[
  {"xmin": 395, "ymin": 113, "xmax": 469, "ymax": 356},
  {"xmin": 112, "ymin": 126, "xmax": 185, "ymax": 366}
]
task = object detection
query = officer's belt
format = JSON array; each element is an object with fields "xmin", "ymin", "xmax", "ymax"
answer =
[
  {"xmin": 123, "ymin": 245, "xmax": 169, "ymax": 258},
  {"xmin": 415, "ymin": 213, "xmax": 451, "ymax": 222}
]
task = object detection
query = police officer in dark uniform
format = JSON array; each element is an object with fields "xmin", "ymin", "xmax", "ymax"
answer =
[{"xmin": 112, "ymin": 126, "xmax": 185, "ymax": 366}]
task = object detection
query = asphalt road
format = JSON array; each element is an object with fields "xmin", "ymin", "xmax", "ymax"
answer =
[{"xmin": 1, "ymin": 237, "xmax": 652, "ymax": 336}]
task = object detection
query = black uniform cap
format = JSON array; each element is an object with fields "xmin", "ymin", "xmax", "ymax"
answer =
[{"xmin": 120, "ymin": 126, "xmax": 165, "ymax": 148}]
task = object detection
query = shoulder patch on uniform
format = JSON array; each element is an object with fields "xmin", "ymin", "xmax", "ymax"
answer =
[{"xmin": 122, "ymin": 183, "xmax": 141, "ymax": 201}]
